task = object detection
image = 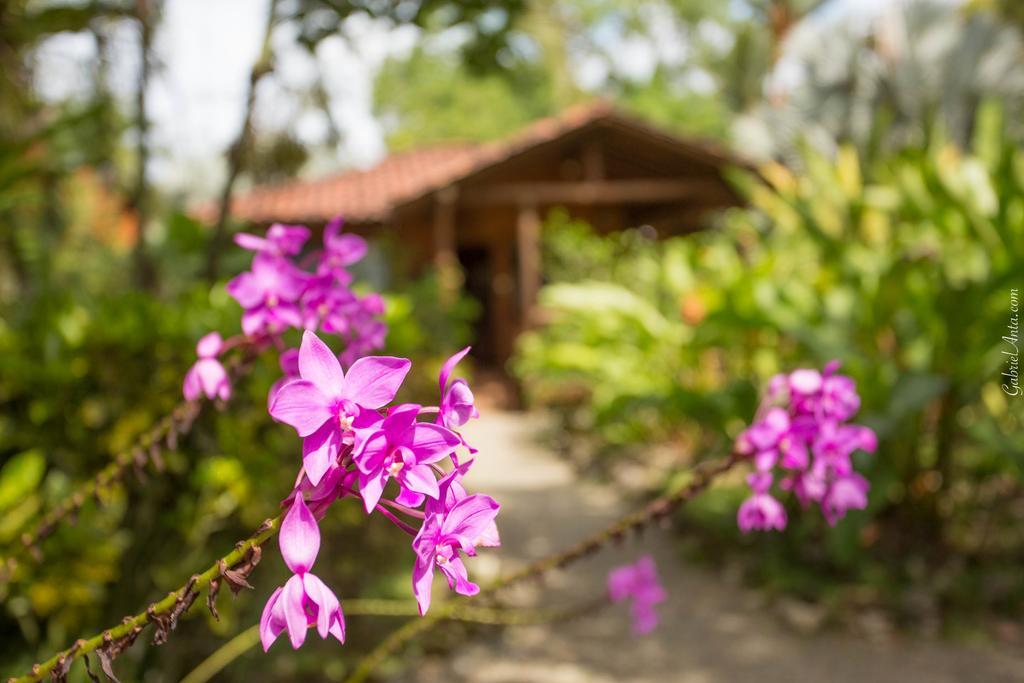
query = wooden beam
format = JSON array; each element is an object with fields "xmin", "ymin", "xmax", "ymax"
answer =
[
  {"xmin": 516, "ymin": 203, "xmax": 542, "ymax": 327},
  {"xmin": 433, "ymin": 186, "xmax": 459, "ymax": 301},
  {"xmin": 461, "ymin": 178, "xmax": 725, "ymax": 206},
  {"xmin": 582, "ymin": 141, "xmax": 604, "ymax": 180}
]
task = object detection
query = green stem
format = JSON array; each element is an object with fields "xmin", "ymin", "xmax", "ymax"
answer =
[
  {"xmin": 178, "ymin": 625, "xmax": 260, "ymax": 683},
  {"xmin": 9, "ymin": 516, "xmax": 282, "ymax": 683},
  {"xmin": 180, "ymin": 600, "xmax": 600, "ymax": 683}
]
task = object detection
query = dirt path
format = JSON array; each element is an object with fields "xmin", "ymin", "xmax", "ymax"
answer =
[{"xmin": 405, "ymin": 410, "xmax": 1024, "ymax": 683}]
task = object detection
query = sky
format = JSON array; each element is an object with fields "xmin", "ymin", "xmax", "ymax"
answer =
[
  {"xmin": 36, "ymin": 0, "xmax": 419, "ymax": 196},
  {"xmin": 33, "ymin": 0, "xmax": 919, "ymax": 199}
]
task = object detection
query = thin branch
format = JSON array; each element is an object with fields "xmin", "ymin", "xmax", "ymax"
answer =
[
  {"xmin": 1, "ymin": 346, "xmax": 256, "ymax": 582},
  {"xmin": 9, "ymin": 517, "xmax": 282, "ymax": 683},
  {"xmin": 203, "ymin": 0, "xmax": 280, "ymax": 281},
  {"xmin": 484, "ymin": 453, "xmax": 741, "ymax": 592},
  {"xmin": 0, "ymin": 401, "xmax": 200, "ymax": 582},
  {"xmin": 13, "ymin": 452, "xmax": 740, "ymax": 683}
]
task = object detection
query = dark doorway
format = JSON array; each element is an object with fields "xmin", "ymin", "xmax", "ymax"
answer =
[{"xmin": 457, "ymin": 246, "xmax": 496, "ymax": 364}]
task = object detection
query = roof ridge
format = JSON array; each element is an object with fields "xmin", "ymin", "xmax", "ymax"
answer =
[{"xmin": 195, "ymin": 99, "xmax": 733, "ymax": 225}]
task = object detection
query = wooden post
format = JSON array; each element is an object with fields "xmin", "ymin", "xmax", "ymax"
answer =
[
  {"xmin": 491, "ymin": 238, "xmax": 515, "ymax": 364},
  {"xmin": 433, "ymin": 186, "xmax": 459, "ymax": 302},
  {"xmin": 516, "ymin": 203, "xmax": 542, "ymax": 327}
]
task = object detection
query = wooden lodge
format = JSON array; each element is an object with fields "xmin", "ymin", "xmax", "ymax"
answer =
[{"xmin": 217, "ymin": 101, "xmax": 743, "ymax": 366}]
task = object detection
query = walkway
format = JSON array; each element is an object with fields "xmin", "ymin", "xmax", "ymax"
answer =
[{"xmin": 403, "ymin": 411, "xmax": 1024, "ymax": 683}]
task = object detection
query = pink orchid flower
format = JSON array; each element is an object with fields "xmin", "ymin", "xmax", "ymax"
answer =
[
  {"xmin": 260, "ymin": 495, "xmax": 345, "ymax": 650},
  {"xmin": 353, "ymin": 404, "xmax": 461, "ymax": 512},
  {"xmin": 737, "ymin": 492, "xmax": 788, "ymax": 532},
  {"xmin": 182, "ymin": 332, "xmax": 231, "ymax": 401},
  {"xmin": 821, "ymin": 472, "xmax": 870, "ymax": 525},
  {"xmin": 269, "ymin": 330, "xmax": 411, "ymax": 486},
  {"xmin": 226, "ymin": 254, "xmax": 306, "ymax": 336},
  {"xmin": 412, "ymin": 491, "xmax": 500, "ymax": 615},
  {"xmin": 736, "ymin": 361, "xmax": 876, "ymax": 531},
  {"xmin": 318, "ymin": 216, "xmax": 368, "ymax": 276},
  {"xmin": 438, "ymin": 347, "xmax": 479, "ymax": 431},
  {"xmin": 427, "ymin": 463, "xmax": 500, "ymax": 548},
  {"xmin": 234, "ymin": 223, "xmax": 311, "ymax": 257},
  {"xmin": 608, "ymin": 555, "xmax": 666, "ymax": 635}
]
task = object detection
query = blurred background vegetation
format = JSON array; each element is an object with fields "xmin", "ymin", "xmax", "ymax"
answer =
[{"xmin": 1, "ymin": 0, "xmax": 1023, "ymax": 680}]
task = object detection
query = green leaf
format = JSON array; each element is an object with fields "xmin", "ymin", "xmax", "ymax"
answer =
[{"xmin": 0, "ymin": 448, "xmax": 46, "ymax": 511}]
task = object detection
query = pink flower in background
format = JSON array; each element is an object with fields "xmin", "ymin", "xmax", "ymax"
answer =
[
  {"xmin": 339, "ymin": 316, "xmax": 388, "ymax": 368},
  {"xmin": 269, "ymin": 331, "xmax": 411, "ymax": 486},
  {"xmin": 226, "ymin": 254, "xmax": 305, "ymax": 336},
  {"xmin": 737, "ymin": 492, "xmax": 788, "ymax": 532},
  {"xmin": 412, "ymin": 491, "xmax": 500, "ymax": 615},
  {"xmin": 438, "ymin": 347, "xmax": 479, "ymax": 430},
  {"xmin": 319, "ymin": 216, "xmax": 368, "ymax": 276},
  {"xmin": 260, "ymin": 495, "xmax": 345, "ymax": 650},
  {"xmin": 301, "ymin": 277, "xmax": 357, "ymax": 330},
  {"xmin": 267, "ymin": 348, "xmax": 300, "ymax": 411},
  {"xmin": 235, "ymin": 223, "xmax": 311, "ymax": 257},
  {"xmin": 821, "ymin": 473, "xmax": 870, "ymax": 525},
  {"xmin": 353, "ymin": 404, "xmax": 461, "ymax": 511},
  {"xmin": 736, "ymin": 361, "xmax": 876, "ymax": 531},
  {"xmin": 608, "ymin": 556, "xmax": 666, "ymax": 635},
  {"xmin": 182, "ymin": 332, "xmax": 231, "ymax": 401}
]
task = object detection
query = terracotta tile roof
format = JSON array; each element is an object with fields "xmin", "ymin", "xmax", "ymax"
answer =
[
  {"xmin": 198, "ymin": 100, "xmax": 729, "ymax": 225},
  {"xmin": 205, "ymin": 143, "xmax": 483, "ymax": 224}
]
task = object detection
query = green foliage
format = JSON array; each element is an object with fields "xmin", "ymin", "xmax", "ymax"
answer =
[
  {"xmin": 375, "ymin": 48, "xmax": 556, "ymax": 150},
  {"xmin": 0, "ymin": 207, "xmax": 476, "ymax": 678},
  {"xmin": 515, "ymin": 105, "xmax": 1024, "ymax": 623}
]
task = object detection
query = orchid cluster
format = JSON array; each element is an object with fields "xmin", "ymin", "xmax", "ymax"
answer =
[
  {"xmin": 736, "ymin": 361, "xmax": 877, "ymax": 532},
  {"xmin": 261, "ymin": 331, "xmax": 499, "ymax": 650},
  {"xmin": 182, "ymin": 218, "xmax": 386, "ymax": 402},
  {"xmin": 182, "ymin": 221, "xmax": 499, "ymax": 651},
  {"xmin": 607, "ymin": 555, "xmax": 666, "ymax": 635}
]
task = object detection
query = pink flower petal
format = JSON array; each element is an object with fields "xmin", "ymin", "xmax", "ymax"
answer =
[
  {"xmin": 358, "ymin": 470, "xmax": 387, "ymax": 513},
  {"xmin": 226, "ymin": 271, "xmax": 264, "ymax": 309},
  {"xmin": 341, "ymin": 356, "xmax": 412, "ymax": 409},
  {"xmin": 411, "ymin": 526, "xmax": 438, "ymax": 616},
  {"xmin": 303, "ymin": 572, "xmax": 345, "ymax": 642},
  {"xmin": 401, "ymin": 465, "xmax": 440, "ymax": 500},
  {"xmin": 234, "ymin": 232, "xmax": 269, "ymax": 252},
  {"xmin": 183, "ymin": 367, "xmax": 201, "ymax": 401},
  {"xmin": 439, "ymin": 556, "xmax": 478, "ymax": 596},
  {"xmin": 259, "ymin": 586, "xmax": 284, "ymax": 652},
  {"xmin": 298, "ymin": 330, "xmax": 345, "ymax": 396},
  {"xmin": 441, "ymin": 494, "xmax": 500, "ymax": 552},
  {"xmin": 282, "ymin": 574, "xmax": 308, "ymax": 649},
  {"xmin": 408, "ymin": 423, "xmax": 461, "ymax": 463},
  {"xmin": 353, "ymin": 430, "xmax": 389, "ymax": 474},
  {"xmin": 302, "ymin": 422, "xmax": 340, "ymax": 486},
  {"xmin": 270, "ymin": 380, "xmax": 331, "ymax": 437},
  {"xmin": 195, "ymin": 358, "xmax": 228, "ymax": 398},
  {"xmin": 439, "ymin": 346, "xmax": 471, "ymax": 395},
  {"xmin": 196, "ymin": 332, "xmax": 224, "ymax": 358},
  {"xmin": 280, "ymin": 495, "xmax": 320, "ymax": 574}
]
